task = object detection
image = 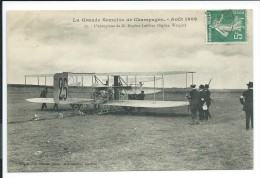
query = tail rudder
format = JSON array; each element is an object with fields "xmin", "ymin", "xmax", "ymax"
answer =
[{"xmin": 53, "ymin": 73, "xmax": 68, "ymax": 103}]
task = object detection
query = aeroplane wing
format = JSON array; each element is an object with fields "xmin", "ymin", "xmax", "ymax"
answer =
[
  {"xmin": 26, "ymin": 98, "xmax": 94, "ymax": 105},
  {"xmin": 129, "ymin": 88, "xmax": 161, "ymax": 94},
  {"xmin": 103, "ymin": 100, "xmax": 188, "ymax": 108},
  {"xmin": 26, "ymin": 98, "xmax": 55, "ymax": 103},
  {"xmin": 95, "ymin": 71, "xmax": 195, "ymax": 76}
]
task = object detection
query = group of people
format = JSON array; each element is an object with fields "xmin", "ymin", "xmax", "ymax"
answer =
[
  {"xmin": 187, "ymin": 81, "xmax": 254, "ymax": 130},
  {"xmin": 187, "ymin": 84, "xmax": 212, "ymax": 125}
]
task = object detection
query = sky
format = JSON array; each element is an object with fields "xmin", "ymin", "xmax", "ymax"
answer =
[{"xmin": 6, "ymin": 10, "xmax": 253, "ymax": 89}]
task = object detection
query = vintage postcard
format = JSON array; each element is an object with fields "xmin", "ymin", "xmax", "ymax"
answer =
[{"xmin": 3, "ymin": 3, "xmax": 259, "ymax": 178}]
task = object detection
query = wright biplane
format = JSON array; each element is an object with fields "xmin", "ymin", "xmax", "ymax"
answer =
[{"xmin": 25, "ymin": 71, "xmax": 195, "ymax": 114}]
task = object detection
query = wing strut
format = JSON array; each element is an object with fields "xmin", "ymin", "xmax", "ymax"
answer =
[
  {"xmin": 135, "ymin": 76, "xmax": 137, "ymax": 94},
  {"xmin": 25, "ymin": 76, "xmax": 27, "ymax": 99},
  {"xmin": 162, "ymin": 75, "xmax": 164, "ymax": 101},
  {"xmin": 153, "ymin": 76, "xmax": 156, "ymax": 101},
  {"xmin": 186, "ymin": 72, "xmax": 187, "ymax": 88}
]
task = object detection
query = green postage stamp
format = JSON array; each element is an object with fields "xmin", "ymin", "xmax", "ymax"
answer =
[{"xmin": 206, "ymin": 9, "xmax": 247, "ymax": 43}]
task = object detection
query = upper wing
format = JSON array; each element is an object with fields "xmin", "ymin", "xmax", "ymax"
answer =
[
  {"xmin": 26, "ymin": 98, "xmax": 94, "ymax": 105},
  {"xmin": 104, "ymin": 100, "xmax": 188, "ymax": 108},
  {"xmin": 95, "ymin": 71, "xmax": 195, "ymax": 76}
]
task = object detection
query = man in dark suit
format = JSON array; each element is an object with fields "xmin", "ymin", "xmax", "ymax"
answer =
[
  {"xmin": 187, "ymin": 84, "xmax": 200, "ymax": 125},
  {"xmin": 199, "ymin": 84, "xmax": 206, "ymax": 120},
  {"xmin": 204, "ymin": 84, "xmax": 211, "ymax": 121},
  {"xmin": 240, "ymin": 82, "xmax": 253, "ymax": 130},
  {"xmin": 40, "ymin": 87, "xmax": 48, "ymax": 110}
]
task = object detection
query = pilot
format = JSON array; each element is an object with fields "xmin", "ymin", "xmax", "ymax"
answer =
[
  {"xmin": 187, "ymin": 84, "xmax": 200, "ymax": 125},
  {"xmin": 136, "ymin": 91, "xmax": 145, "ymax": 112},
  {"xmin": 40, "ymin": 87, "xmax": 48, "ymax": 110},
  {"xmin": 138, "ymin": 91, "xmax": 145, "ymax": 100},
  {"xmin": 240, "ymin": 82, "xmax": 253, "ymax": 130},
  {"xmin": 53, "ymin": 103, "xmax": 59, "ymax": 112}
]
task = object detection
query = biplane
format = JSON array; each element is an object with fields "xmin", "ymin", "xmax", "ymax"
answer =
[{"xmin": 25, "ymin": 71, "xmax": 195, "ymax": 114}]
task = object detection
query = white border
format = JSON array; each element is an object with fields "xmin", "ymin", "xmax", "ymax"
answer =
[
  {"xmin": 2, "ymin": 1, "xmax": 260, "ymax": 178},
  {"xmin": 2, "ymin": 1, "xmax": 260, "ymax": 10}
]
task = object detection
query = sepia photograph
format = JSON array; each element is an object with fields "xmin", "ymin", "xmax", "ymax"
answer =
[{"xmin": 2, "ymin": 1, "xmax": 260, "ymax": 178}]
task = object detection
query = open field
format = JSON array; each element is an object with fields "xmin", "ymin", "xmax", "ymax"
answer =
[{"xmin": 7, "ymin": 86, "xmax": 253, "ymax": 172}]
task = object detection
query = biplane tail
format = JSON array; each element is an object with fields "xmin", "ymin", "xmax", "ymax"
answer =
[
  {"xmin": 26, "ymin": 72, "xmax": 94, "ymax": 106},
  {"xmin": 53, "ymin": 73, "xmax": 69, "ymax": 104}
]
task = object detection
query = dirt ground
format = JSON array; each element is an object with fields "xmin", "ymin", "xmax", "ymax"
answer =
[{"xmin": 7, "ymin": 87, "xmax": 253, "ymax": 172}]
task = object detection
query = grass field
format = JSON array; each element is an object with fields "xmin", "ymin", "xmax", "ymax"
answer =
[{"xmin": 7, "ymin": 86, "xmax": 253, "ymax": 172}]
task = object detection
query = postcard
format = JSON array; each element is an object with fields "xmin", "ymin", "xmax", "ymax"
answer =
[{"xmin": 3, "ymin": 2, "xmax": 260, "ymax": 178}]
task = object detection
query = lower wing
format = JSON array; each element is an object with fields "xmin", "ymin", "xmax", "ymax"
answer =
[
  {"xmin": 104, "ymin": 100, "xmax": 188, "ymax": 108},
  {"xmin": 26, "ymin": 98, "xmax": 55, "ymax": 104},
  {"xmin": 26, "ymin": 98, "xmax": 94, "ymax": 105}
]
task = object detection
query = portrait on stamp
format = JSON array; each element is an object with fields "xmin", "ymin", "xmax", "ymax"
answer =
[{"xmin": 206, "ymin": 10, "xmax": 247, "ymax": 43}]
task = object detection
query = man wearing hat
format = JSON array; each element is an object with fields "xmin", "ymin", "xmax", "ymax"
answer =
[
  {"xmin": 204, "ymin": 84, "xmax": 211, "ymax": 121},
  {"xmin": 187, "ymin": 84, "xmax": 200, "ymax": 125},
  {"xmin": 240, "ymin": 82, "xmax": 253, "ymax": 130},
  {"xmin": 40, "ymin": 87, "xmax": 48, "ymax": 110},
  {"xmin": 199, "ymin": 84, "xmax": 206, "ymax": 120}
]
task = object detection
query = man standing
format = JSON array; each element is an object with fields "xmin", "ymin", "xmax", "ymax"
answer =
[
  {"xmin": 53, "ymin": 103, "xmax": 59, "ymax": 112},
  {"xmin": 187, "ymin": 84, "xmax": 200, "ymax": 125},
  {"xmin": 240, "ymin": 82, "xmax": 253, "ymax": 130},
  {"xmin": 199, "ymin": 84, "xmax": 206, "ymax": 120},
  {"xmin": 40, "ymin": 87, "xmax": 48, "ymax": 110},
  {"xmin": 204, "ymin": 84, "xmax": 211, "ymax": 121}
]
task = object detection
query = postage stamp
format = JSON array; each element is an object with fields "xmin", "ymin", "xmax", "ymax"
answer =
[{"xmin": 206, "ymin": 9, "xmax": 247, "ymax": 43}]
